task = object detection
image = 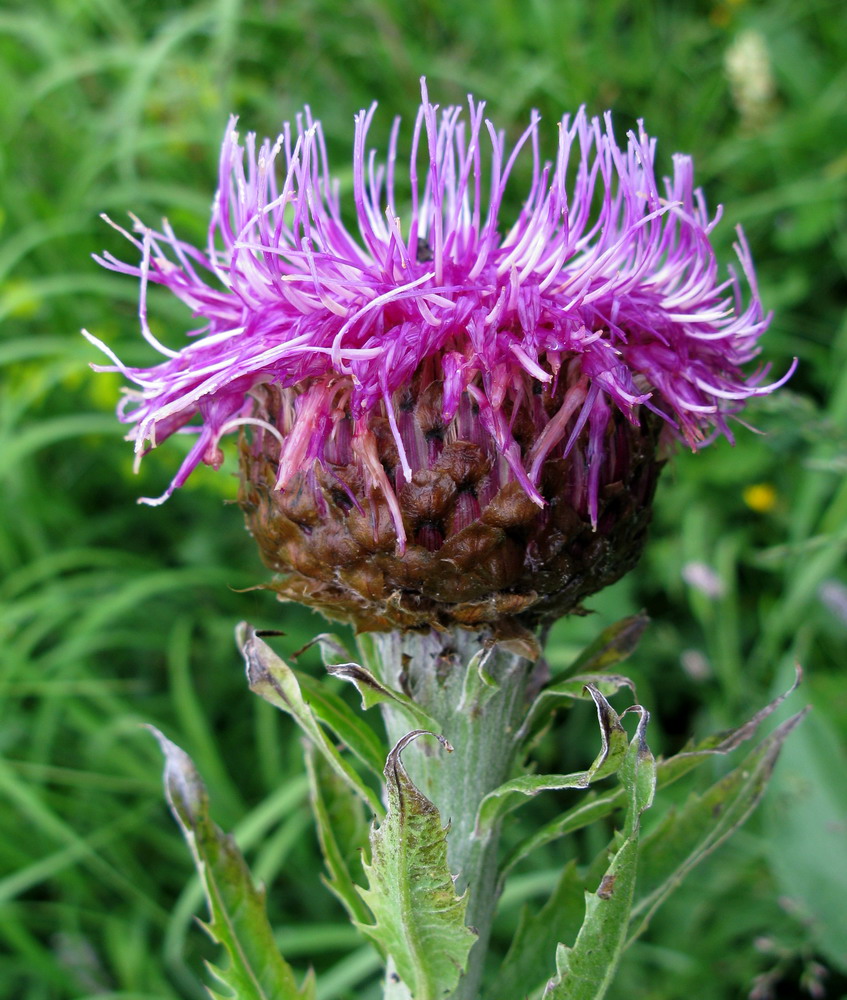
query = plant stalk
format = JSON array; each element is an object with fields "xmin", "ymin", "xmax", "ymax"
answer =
[{"xmin": 362, "ymin": 628, "xmax": 535, "ymax": 1000}]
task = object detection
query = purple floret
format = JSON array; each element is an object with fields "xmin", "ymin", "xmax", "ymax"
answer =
[{"xmin": 87, "ymin": 79, "xmax": 792, "ymax": 542}]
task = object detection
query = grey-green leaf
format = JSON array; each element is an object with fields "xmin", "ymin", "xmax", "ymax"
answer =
[
  {"xmin": 326, "ymin": 661, "xmax": 440, "ymax": 732},
  {"xmin": 658, "ymin": 666, "xmax": 803, "ymax": 787},
  {"xmin": 148, "ymin": 728, "xmax": 315, "ymax": 1000},
  {"xmin": 504, "ymin": 672, "xmax": 802, "ymax": 871},
  {"xmin": 239, "ymin": 623, "xmax": 384, "ymax": 817},
  {"xmin": 516, "ymin": 673, "xmax": 637, "ymax": 747},
  {"xmin": 356, "ymin": 730, "xmax": 477, "ymax": 1000},
  {"xmin": 304, "ymin": 742, "xmax": 374, "ymax": 933},
  {"xmin": 543, "ymin": 708, "xmax": 656, "ymax": 1000},
  {"xmin": 630, "ymin": 708, "xmax": 809, "ymax": 942},
  {"xmin": 476, "ymin": 686, "xmax": 629, "ymax": 839},
  {"xmin": 560, "ymin": 613, "xmax": 649, "ymax": 679},
  {"xmin": 493, "ymin": 861, "xmax": 585, "ymax": 1000}
]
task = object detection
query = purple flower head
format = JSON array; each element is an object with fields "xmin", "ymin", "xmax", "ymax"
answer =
[{"xmin": 88, "ymin": 80, "xmax": 791, "ymax": 556}]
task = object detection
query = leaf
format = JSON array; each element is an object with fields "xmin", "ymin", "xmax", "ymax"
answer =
[
  {"xmin": 148, "ymin": 728, "xmax": 315, "ymax": 1000},
  {"xmin": 239, "ymin": 623, "xmax": 384, "ymax": 818},
  {"xmin": 493, "ymin": 861, "xmax": 585, "ymax": 1000},
  {"xmin": 503, "ymin": 670, "xmax": 803, "ymax": 872},
  {"xmin": 657, "ymin": 666, "xmax": 804, "ymax": 786},
  {"xmin": 759, "ymin": 697, "xmax": 847, "ymax": 970},
  {"xmin": 356, "ymin": 730, "xmax": 477, "ymax": 1000},
  {"xmin": 456, "ymin": 645, "xmax": 501, "ymax": 713},
  {"xmin": 326, "ymin": 661, "xmax": 440, "ymax": 732},
  {"xmin": 560, "ymin": 613, "xmax": 649, "ymax": 679},
  {"xmin": 516, "ymin": 673, "xmax": 637, "ymax": 747},
  {"xmin": 475, "ymin": 686, "xmax": 629, "ymax": 840},
  {"xmin": 296, "ymin": 671, "xmax": 387, "ymax": 777},
  {"xmin": 544, "ymin": 838, "xmax": 638, "ymax": 1000},
  {"xmin": 304, "ymin": 742, "xmax": 375, "ymax": 933},
  {"xmin": 630, "ymin": 709, "xmax": 809, "ymax": 942},
  {"xmin": 543, "ymin": 707, "xmax": 656, "ymax": 1000},
  {"xmin": 299, "ymin": 632, "xmax": 355, "ymax": 668}
]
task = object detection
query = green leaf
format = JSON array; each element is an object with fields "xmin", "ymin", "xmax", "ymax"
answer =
[
  {"xmin": 761, "ymin": 699, "xmax": 847, "ymax": 970},
  {"xmin": 296, "ymin": 671, "xmax": 387, "ymax": 778},
  {"xmin": 560, "ymin": 614, "xmax": 649, "ymax": 679},
  {"xmin": 475, "ymin": 686, "xmax": 629, "ymax": 840},
  {"xmin": 356, "ymin": 730, "xmax": 477, "ymax": 1000},
  {"xmin": 504, "ymin": 671, "xmax": 803, "ymax": 871},
  {"xmin": 148, "ymin": 728, "xmax": 315, "ymax": 1000},
  {"xmin": 239, "ymin": 624, "xmax": 384, "ymax": 818},
  {"xmin": 456, "ymin": 645, "xmax": 501, "ymax": 713},
  {"xmin": 309, "ymin": 632, "xmax": 357, "ymax": 668},
  {"xmin": 657, "ymin": 666, "xmax": 804, "ymax": 787},
  {"xmin": 630, "ymin": 709, "xmax": 809, "ymax": 942},
  {"xmin": 544, "ymin": 838, "xmax": 639, "ymax": 1000},
  {"xmin": 304, "ymin": 742, "xmax": 375, "ymax": 933},
  {"xmin": 543, "ymin": 708, "xmax": 656, "ymax": 1000},
  {"xmin": 516, "ymin": 673, "xmax": 637, "ymax": 747},
  {"xmin": 326, "ymin": 661, "xmax": 440, "ymax": 732},
  {"xmin": 493, "ymin": 861, "xmax": 585, "ymax": 1000}
]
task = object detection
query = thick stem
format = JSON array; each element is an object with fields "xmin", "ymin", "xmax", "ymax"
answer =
[
  {"xmin": 382, "ymin": 957, "xmax": 413, "ymax": 1000},
  {"xmin": 362, "ymin": 628, "xmax": 534, "ymax": 1000}
]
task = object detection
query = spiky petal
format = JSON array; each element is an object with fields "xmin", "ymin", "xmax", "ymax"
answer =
[{"xmin": 89, "ymin": 82, "xmax": 791, "ymax": 628}]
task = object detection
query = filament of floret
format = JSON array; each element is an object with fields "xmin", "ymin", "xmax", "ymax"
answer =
[{"xmin": 91, "ymin": 81, "xmax": 790, "ymax": 546}]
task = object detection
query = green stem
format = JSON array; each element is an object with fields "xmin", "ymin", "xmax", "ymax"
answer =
[
  {"xmin": 382, "ymin": 956, "xmax": 413, "ymax": 1000},
  {"xmin": 362, "ymin": 628, "xmax": 534, "ymax": 1000}
]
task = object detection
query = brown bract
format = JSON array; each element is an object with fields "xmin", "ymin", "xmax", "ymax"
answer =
[{"xmin": 238, "ymin": 384, "xmax": 662, "ymax": 636}]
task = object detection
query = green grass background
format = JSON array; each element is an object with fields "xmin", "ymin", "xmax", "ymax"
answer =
[{"xmin": 1, "ymin": 0, "xmax": 845, "ymax": 997}]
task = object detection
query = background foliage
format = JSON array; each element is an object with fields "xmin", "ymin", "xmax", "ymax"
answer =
[{"xmin": 1, "ymin": 0, "xmax": 845, "ymax": 997}]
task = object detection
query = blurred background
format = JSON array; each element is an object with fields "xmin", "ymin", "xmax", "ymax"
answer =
[{"xmin": 1, "ymin": 0, "xmax": 845, "ymax": 997}]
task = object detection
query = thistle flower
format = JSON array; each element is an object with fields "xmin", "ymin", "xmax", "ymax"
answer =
[{"xmin": 87, "ymin": 81, "xmax": 791, "ymax": 633}]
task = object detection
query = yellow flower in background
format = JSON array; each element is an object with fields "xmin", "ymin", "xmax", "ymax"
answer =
[{"xmin": 743, "ymin": 482, "xmax": 778, "ymax": 513}]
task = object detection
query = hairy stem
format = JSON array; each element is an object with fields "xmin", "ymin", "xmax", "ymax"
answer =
[{"xmin": 362, "ymin": 628, "xmax": 535, "ymax": 1000}]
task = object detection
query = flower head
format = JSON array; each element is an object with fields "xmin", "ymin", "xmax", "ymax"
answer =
[{"xmin": 89, "ymin": 81, "xmax": 791, "ymax": 631}]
